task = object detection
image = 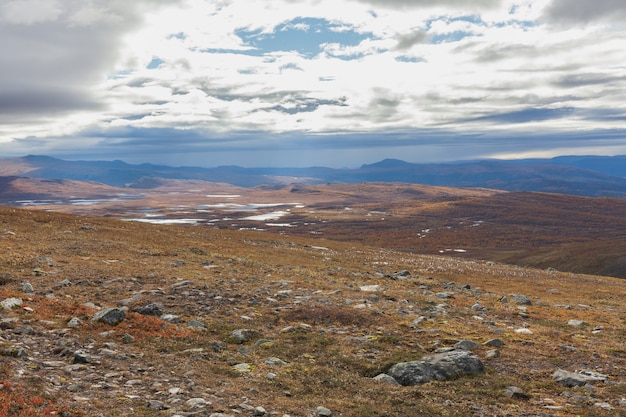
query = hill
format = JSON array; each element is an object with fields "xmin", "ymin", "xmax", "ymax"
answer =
[
  {"xmin": 0, "ymin": 206, "xmax": 625, "ymax": 416},
  {"xmin": 2, "ymin": 154, "xmax": 626, "ymax": 197}
]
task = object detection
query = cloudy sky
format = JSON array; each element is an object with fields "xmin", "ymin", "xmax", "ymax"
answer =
[{"xmin": 1, "ymin": 0, "xmax": 626, "ymax": 167}]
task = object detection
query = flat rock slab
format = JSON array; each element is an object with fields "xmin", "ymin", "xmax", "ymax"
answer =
[
  {"xmin": 386, "ymin": 350, "xmax": 484, "ymax": 386},
  {"xmin": 552, "ymin": 369, "xmax": 608, "ymax": 387}
]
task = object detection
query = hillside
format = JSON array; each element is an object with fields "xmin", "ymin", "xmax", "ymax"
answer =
[
  {"xmin": 3, "ymin": 177, "xmax": 625, "ymax": 280},
  {"xmin": 1, "ymin": 206, "xmax": 626, "ymax": 416},
  {"xmin": 2, "ymin": 154, "xmax": 626, "ymax": 197}
]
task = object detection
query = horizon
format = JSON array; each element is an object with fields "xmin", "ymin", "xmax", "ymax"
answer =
[
  {"xmin": 1, "ymin": 1, "xmax": 626, "ymax": 167},
  {"xmin": 6, "ymin": 152, "xmax": 626, "ymax": 171}
]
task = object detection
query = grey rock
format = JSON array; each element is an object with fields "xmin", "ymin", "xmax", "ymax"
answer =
[
  {"xmin": 1, "ymin": 297, "xmax": 23, "ymax": 310},
  {"xmin": 316, "ymin": 406, "xmax": 332, "ymax": 417},
  {"xmin": 567, "ymin": 319, "xmax": 585, "ymax": 327},
  {"xmin": 21, "ymin": 282, "xmax": 34, "ymax": 293},
  {"xmin": 148, "ymin": 400, "xmax": 170, "ymax": 410},
  {"xmin": 210, "ymin": 414, "xmax": 235, "ymax": 417},
  {"xmin": 187, "ymin": 319, "xmax": 207, "ymax": 329},
  {"xmin": 136, "ymin": 303, "xmax": 164, "ymax": 316},
  {"xmin": 373, "ymin": 373, "xmax": 400, "ymax": 385},
  {"xmin": 511, "ymin": 294, "xmax": 532, "ymax": 305},
  {"xmin": 231, "ymin": 328, "xmax": 261, "ymax": 344},
  {"xmin": 73, "ymin": 350, "xmax": 90, "ymax": 364},
  {"xmin": 387, "ymin": 350, "xmax": 484, "ymax": 386},
  {"xmin": 67, "ymin": 317, "xmax": 82, "ymax": 327},
  {"xmin": 185, "ymin": 397, "xmax": 210, "ymax": 408},
  {"xmin": 484, "ymin": 338, "xmax": 505, "ymax": 347},
  {"xmin": 253, "ymin": 406, "xmax": 266, "ymax": 416},
  {"xmin": 485, "ymin": 349, "xmax": 500, "ymax": 359},
  {"xmin": 505, "ymin": 386, "xmax": 530, "ymax": 400},
  {"xmin": 594, "ymin": 402, "xmax": 612, "ymax": 410},
  {"xmin": 552, "ymin": 369, "xmax": 608, "ymax": 387},
  {"xmin": 265, "ymin": 357, "xmax": 289, "ymax": 366},
  {"xmin": 160, "ymin": 314, "xmax": 181, "ymax": 323},
  {"xmin": 55, "ymin": 279, "xmax": 72, "ymax": 289},
  {"xmin": 454, "ymin": 340, "xmax": 480, "ymax": 351},
  {"xmin": 93, "ymin": 308, "xmax": 126, "ymax": 325}
]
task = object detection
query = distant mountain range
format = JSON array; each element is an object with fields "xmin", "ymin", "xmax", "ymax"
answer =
[{"xmin": 2, "ymin": 154, "xmax": 626, "ymax": 198}]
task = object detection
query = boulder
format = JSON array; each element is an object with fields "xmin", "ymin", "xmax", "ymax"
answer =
[
  {"xmin": 387, "ymin": 350, "xmax": 484, "ymax": 386},
  {"xmin": 552, "ymin": 369, "xmax": 608, "ymax": 387},
  {"xmin": 93, "ymin": 307, "xmax": 126, "ymax": 326}
]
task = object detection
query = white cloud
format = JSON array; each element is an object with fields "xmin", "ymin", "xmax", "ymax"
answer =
[{"xmin": 1, "ymin": 0, "xmax": 626, "ymax": 166}]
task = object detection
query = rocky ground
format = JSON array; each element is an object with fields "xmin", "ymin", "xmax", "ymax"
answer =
[{"xmin": 1, "ymin": 206, "xmax": 625, "ymax": 416}]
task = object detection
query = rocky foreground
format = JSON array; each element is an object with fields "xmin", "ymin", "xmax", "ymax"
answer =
[{"xmin": 0, "ymin": 206, "xmax": 625, "ymax": 416}]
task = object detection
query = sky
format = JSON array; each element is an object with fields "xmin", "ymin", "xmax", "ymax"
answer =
[{"xmin": 1, "ymin": 0, "xmax": 626, "ymax": 168}]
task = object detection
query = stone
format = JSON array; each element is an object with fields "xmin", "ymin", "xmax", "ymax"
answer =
[
  {"xmin": 514, "ymin": 328, "xmax": 532, "ymax": 334},
  {"xmin": 552, "ymin": 369, "xmax": 608, "ymax": 387},
  {"xmin": 567, "ymin": 319, "xmax": 585, "ymax": 327},
  {"xmin": 485, "ymin": 349, "xmax": 499, "ymax": 359},
  {"xmin": 511, "ymin": 294, "xmax": 532, "ymax": 305},
  {"xmin": 186, "ymin": 398, "xmax": 210, "ymax": 408},
  {"xmin": 160, "ymin": 314, "xmax": 181, "ymax": 323},
  {"xmin": 231, "ymin": 328, "xmax": 261, "ymax": 344},
  {"xmin": 316, "ymin": 406, "xmax": 332, "ymax": 417},
  {"xmin": 93, "ymin": 308, "xmax": 126, "ymax": 326},
  {"xmin": 387, "ymin": 350, "xmax": 484, "ymax": 386},
  {"xmin": 1, "ymin": 297, "xmax": 23, "ymax": 310},
  {"xmin": 265, "ymin": 357, "xmax": 289, "ymax": 366},
  {"xmin": 359, "ymin": 285, "xmax": 381, "ymax": 292},
  {"xmin": 136, "ymin": 303, "xmax": 164, "ymax": 316},
  {"xmin": 68, "ymin": 317, "xmax": 82, "ymax": 327},
  {"xmin": 73, "ymin": 350, "xmax": 90, "ymax": 364},
  {"xmin": 148, "ymin": 400, "xmax": 170, "ymax": 410},
  {"xmin": 232, "ymin": 363, "xmax": 252, "ymax": 373},
  {"xmin": 21, "ymin": 282, "xmax": 34, "ymax": 293},
  {"xmin": 484, "ymin": 338, "xmax": 505, "ymax": 347},
  {"xmin": 454, "ymin": 340, "xmax": 480, "ymax": 351},
  {"xmin": 253, "ymin": 406, "xmax": 266, "ymax": 416},
  {"xmin": 373, "ymin": 373, "xmax": 400, "ymax": 385},
  {"xmin": 505, "ymin": 386, "xmax": 530, "ymax": 400},
  {"xmin": 594, "ymin": 402, "xmax": 612, "ymax": 410}
]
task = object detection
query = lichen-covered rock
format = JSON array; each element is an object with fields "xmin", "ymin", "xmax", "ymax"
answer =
[{"xmin": 387, "ymin": 350, "xmax": 484, "ymax": 386}]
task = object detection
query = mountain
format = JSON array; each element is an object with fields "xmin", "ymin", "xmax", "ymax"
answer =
[{"xmin": 2, "ymin": 154, "xmax": 626, "ymax": 197}]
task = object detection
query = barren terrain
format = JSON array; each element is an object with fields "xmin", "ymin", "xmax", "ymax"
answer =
[{"xmin": 1, "ymin": 194, "xmax": 626, "ymax": 416}]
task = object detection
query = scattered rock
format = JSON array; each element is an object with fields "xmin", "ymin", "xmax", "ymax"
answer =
[
  {"xmin": 552, "ymin": 369, "xmax": 608, "ymax": 387},
  {"xmin": 454, "ymin": 340, "xmax": 480, "ymax": 351},
  {"xmin": 21, "ymin": 282, "xmax": 34, "ymax": 293},
  {"xmin": 387, "ymin": 350, "xmax": 484, "ymax": 386},
  {"xmin": 359, "ymin": 285, "xmax": 381, "ymax": 292},
  {"xmin": 505, "ymin": 386, "xmax": 530, "ymax": 400},
  {"xmin": 92, "ymin": 307, "xmax": 126, "ymax": 326},
  {"xmin": 1, "ymin": 297, "xmax": 23, "ymax": 310},
  {"xmin": 73, "ymin": 350, "xmax": 90, "ymax": 364},
  {"xmin": 185, "ymin": 398, "xmax": 210, "ymax": 408},
  {"xmin": 485, "ymin": 349, "xmax": 499, "ymax": 359},
  {"xmin": 232, "ymin": 363, "xmax": 252, "ymax": 373},
  {"xmin": 316, "ymin": 406, "xmax": 332, "ymax": 417},
  {"xmin": 265, "ymin": 357, "xmax": 289, "ymax": 366},
  {"xmin": 484, "ymin": 338, "xmax": 505, "ymax": 347},
  {"xmin": 148, "ymin": 400, "xmax": 170, "ymax": 410},
  {"xmin": 373, "ymin": 373, "xmax": 400, "ymax": 385},
  {"xmin": 136, "ymin": 302, "xmax": 164, "ymax": 316},
  {"xmin": 567, "ymin": 319, "xmax": 585, "ymax": 327},
  {"xmin": 510, "ymin": 294, "xmax": 532, "ymax": 305},
  {"xmin": 514, "ymin": 328, "xmax": 532, "ymax": 335},
  {"xmin": 231, "ymin": 328, "xmax": 261, "ymax": 344}
]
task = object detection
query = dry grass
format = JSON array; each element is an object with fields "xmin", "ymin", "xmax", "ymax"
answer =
[{"xmin": 1, "ymin": 197, "xmax": 625, "ymax": 416}]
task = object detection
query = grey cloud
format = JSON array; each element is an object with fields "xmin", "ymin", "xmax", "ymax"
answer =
[
  {"xmin": 395, "ymin": 31, "xmax": 428, "ymax": 50},
  {"xmin": 0, "ymin": 1, "xmax": 180, "ymax": 120},
  {"xmin": 554, "ymin": 73, "xmax": 626, "ymax": 88},
  {"xmin": 354, "ymin": 0, "xmax": 500, "ymax": 10},
  {"xmin": 264, "ymin": 97, "xmax": 348, "ymax": 114},
  {"xmin": 546, "ymin": 0, "xmax": 626, "ymax": 23}
]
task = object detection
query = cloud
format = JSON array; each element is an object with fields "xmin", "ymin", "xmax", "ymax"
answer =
[
  {"xmin": 1, "ymin": 0, "xmax": 626, "ymax": 167},
  {"xmin": 545, "ymin": 0, "xmax": 626, "ymax": 23}
]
